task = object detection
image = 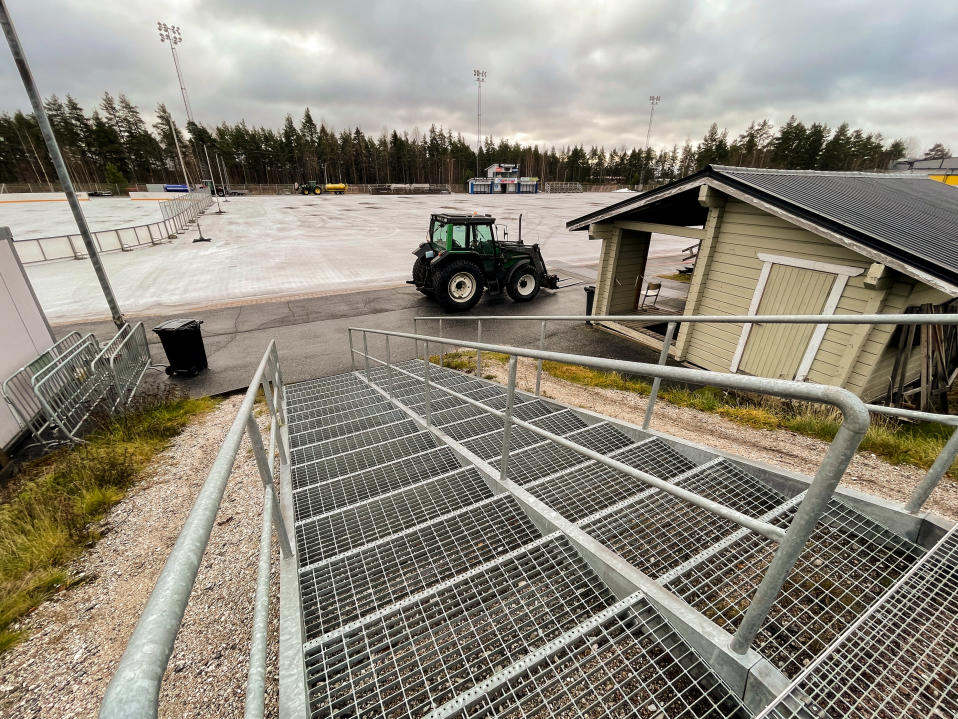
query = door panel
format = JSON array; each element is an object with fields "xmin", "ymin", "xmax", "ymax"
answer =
[{"xmin": 740, "ymin": 264, "xmax": 833, "ymax": 379}]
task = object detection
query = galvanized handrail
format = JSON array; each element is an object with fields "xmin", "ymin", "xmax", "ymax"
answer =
[
  {"xmin": 100, "ymin": 341, "xmax": 293, "ymax": 719},
  {"xmin": 348, "ymin": 326, "xmax": 871, "ymax": 656},
  {"xmin": 416, "ymin": 312, "xmax": 958, "ymax": 513}
]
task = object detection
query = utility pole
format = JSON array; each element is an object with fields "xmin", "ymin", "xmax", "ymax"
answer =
[
  {"xmin": 0, "ymin": 0, "xmax": 124, "ymax": 328},
  {"xmin": 473, "ymin": 69, "xmax": 486, "ymax": 179},
  {"xmin": 638, "ymin": 95, "xmax": 661, "ymax": 190}
]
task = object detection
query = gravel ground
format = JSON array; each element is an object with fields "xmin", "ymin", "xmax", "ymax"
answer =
[
  {"xmin": 482, "ymin": 356, "xmax": 958, "ymax": 521},
  {"xmin": 0, "ymin": 396, "xmax": 280, "ymax": 719}
]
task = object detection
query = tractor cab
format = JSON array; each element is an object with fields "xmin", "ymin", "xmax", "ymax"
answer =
[{"xmin": 410, "ymin": 213, "xmax": 559, "ymax": 311}]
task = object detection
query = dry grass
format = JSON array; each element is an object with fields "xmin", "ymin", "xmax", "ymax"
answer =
[
  {"xmin": 657, "ymin": 272, "xmax": 692, "ymax": 283},
  {"xmin": 0, "ymin": 388, "xmax": 217, "ymax": 652}
]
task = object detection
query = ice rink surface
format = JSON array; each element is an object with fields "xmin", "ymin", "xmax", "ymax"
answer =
[
  {"xmin": 13, "ymin": 193, "xmax": 691, "ymax": 322},
  {"xmin": 0, "ymin": 197, "xmax": 168, "ymax": 238}
]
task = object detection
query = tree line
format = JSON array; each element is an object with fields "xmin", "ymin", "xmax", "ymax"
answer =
[{"xmin": 0, "ymin": 91, "xmax": 949, "ymax": 189}]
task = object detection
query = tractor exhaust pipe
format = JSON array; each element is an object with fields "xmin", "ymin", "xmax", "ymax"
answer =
[{"xmin": 519, "ymin": 213, "xmax": 523, "ymax": 244}]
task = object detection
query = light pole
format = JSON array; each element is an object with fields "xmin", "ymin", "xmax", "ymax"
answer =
[
  {"xmin": 473, "ymin": 69, "xmax": 486, "ymax": 179},
  {"xmin": 158, "ymin": 22, "xmax": 222, "ymax": 213},
  {"xmin": 638, "ymin": 95, "xmax": 661, "ymax": 190},
  {"xmin": 0, "ymin": 0, "xmax": 124, "ymax": 327}
]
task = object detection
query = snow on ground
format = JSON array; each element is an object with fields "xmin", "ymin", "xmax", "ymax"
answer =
[{"xmin": 15, "ymin": 193, "xmax": 692, "ymax": 322}]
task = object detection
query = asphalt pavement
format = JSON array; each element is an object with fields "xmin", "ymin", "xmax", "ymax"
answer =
[{"xmin": 55, "ymin": 261, "xmax": 687, "ymax": 397}]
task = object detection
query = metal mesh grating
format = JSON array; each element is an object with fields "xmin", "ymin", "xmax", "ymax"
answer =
[
  {"xmin": 287, "ymin": 380, "xmax": 369, "ymax": 405},
  {"xmin": 299, "ymin": 496, "xmax": 544, "ymax": 639},
  {"xmin": 461, "ymin": 385, "xmax": 507, "ymax": 402},
  {"xmin": 293, "ymin": 446, "xmax": 464, "ymax": 520},
  {"xmin": 510, "ymin": 400, "xmax": 557, "ymax": 421},
  {"xmin": 528, "ymin": 408, "xmax": 588, "ymax": 435},
  {"xmin": 583, "ymin": 460, "xmax": 786, "ymax": 579},
  {"xmin": 613, "ymin": 438, "xmax": 697, "ymax": 479},
  {"xmin": 529, "ymin": 461, "xmax": 647, "ymax": 522},
  {"xmin": 290, "ymin": 419, "xmax": 425, "ymax": 466},
  {"xmin": 760, "ymin": 528, "xmax": 958, "ymax": 719},
  {"xmin": 461, "ymin": 425, "xmax": 543, "ymax": 461},
  {"xmin": 293, "ymin": 445, "xmax": 458, "ymax": 515},
  {"xmin": 490, "ymin": 423, "xmax": 635, "ymax": 485},
  {"xmin": 405, "ymin": 394, "xmax": 463, "ymax": 415},
  {"xmin": 287, "ymin": 386, "xmax": 390, "ymax": 414},
  {"xmin": 287, "ymin": 394, "xmax": 390, "ymax": 425},
  {"xmin": 667, "ymin": 498, "xmax": 925, "ymax": 678},
  {"xmin": 431, "ymin": 403, "xmax": 491, "ymax": 426},
  {"xmin": 565, "ymin": 421, "xmax": 636, "ymax": 452},
  {"xmin": 304, "ymin": 536, "xmax": 616, "ymax": 718},
  {"xmin": 295, "ymin": 467, "xmax": 492, "ymax": 562},
  {"xmin": 454, "ymin": 597, "xmax": 750, "ymax": 719},
  {"xmin": 292, "ymin": 430, "xmax": 439, "ymax": 488},
  {"xmin": 290, "ymin": 408, "xmax": 407, "ymax": 448},
  {"xmin": 441, "ymin": 413, "xmax": 508, "ymax": 442}
]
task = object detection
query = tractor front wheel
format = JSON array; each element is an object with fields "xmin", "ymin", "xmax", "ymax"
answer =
[
  {"xmin": 435, "ymin": 260, "xmax": 483, "ymax": 312},
  {"xmin": 507, "ymin": 267, "xmax": 541, "ymax": 302}
]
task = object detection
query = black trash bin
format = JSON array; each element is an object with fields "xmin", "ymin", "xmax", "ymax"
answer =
[
  {"xmin": 153, "ymin": 319, "xmax": 208, "ymax": 377},
  {"xmin": 583, "ymin": 285, "xmax": 596, "ymax": 319}
]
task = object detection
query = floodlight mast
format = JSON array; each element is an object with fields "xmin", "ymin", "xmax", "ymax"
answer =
[
  {"xmin": 473, "ymin": 69, "xmax": 486, "ymax": 179},
  {"xmin": 158, "ymin": 22, "xmax": 222, "ymax": 213},
  {"xmin": 0, "ymin": 0, "xmax": 124, "ymax": 328},
  {"xmin": 638, "ymin": 95, "xmax": 661, "ymax": 190}
]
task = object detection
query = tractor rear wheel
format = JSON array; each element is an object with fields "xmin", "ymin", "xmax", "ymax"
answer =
[
  {"xmin": 412, "ymin": 257, "xmax": 433, "ymax": 296},
  {"xmin": 435, "ymin": 260, "xmax": 483, "ymax": 312},
  {"xmin": 507, "ymin": 266, "xmax": 541, "ymax": 302},
  {"xmin": 314, "ymin": 187, "xmax": 322, "ymax": 195}
]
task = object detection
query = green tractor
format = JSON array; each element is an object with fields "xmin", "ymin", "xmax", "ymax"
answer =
[{"xmin": 409, "ymin": 213, "xmax": 558, "ymax": 312}]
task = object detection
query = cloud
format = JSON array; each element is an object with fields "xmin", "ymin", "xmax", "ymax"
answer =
[{"xmin": 0, "ymin": 0, "xmax": 955, "ymax": 154}]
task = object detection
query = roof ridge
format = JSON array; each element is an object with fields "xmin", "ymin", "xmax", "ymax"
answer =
[{"xmin": 709, "ymin": 165, "xmax": 926, "ymax": 179}]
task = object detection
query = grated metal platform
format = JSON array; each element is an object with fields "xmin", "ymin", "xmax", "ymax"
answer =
[{"xmin": 281, "ymin": 362, "xmax": 944, "ymax": 719}]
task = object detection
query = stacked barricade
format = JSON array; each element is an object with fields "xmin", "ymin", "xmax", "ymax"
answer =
[
  {"xmin": 12, "ymin": 190, "xmax": 213, "ymax": 265},
  {"xmin": 2, "ymin": 323, "xmax": 158, "ymax": 448}
]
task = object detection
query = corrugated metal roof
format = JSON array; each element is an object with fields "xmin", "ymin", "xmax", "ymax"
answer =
[{"xmin": 710, "ymin": 166, "xmax": 958, "ymax": 287}]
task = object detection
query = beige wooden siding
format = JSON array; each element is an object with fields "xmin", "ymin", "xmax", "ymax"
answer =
[
  {"xmin": 593, "ymin": 233, "xmax": 620, "ymax": 316},
  {"xmin": 607, "ymin": 231, "xmax": 651, "ymax": 313},
  {"xmin": 739, "ymin": 265, "xmax": 832, "ymax": 379},
  {"xmin": 683, "ymin": 199, "xmax": 882, "ymax": 390}
]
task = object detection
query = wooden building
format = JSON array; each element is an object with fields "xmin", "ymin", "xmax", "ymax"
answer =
[{"xmin": 566, "ymin": 166, "xmax": 958, "ymax": 404}]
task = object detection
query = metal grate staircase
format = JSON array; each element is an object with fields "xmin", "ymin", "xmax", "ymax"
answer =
[{"xmin": 282, "ymin": 358, "xmax": 941, "ymax": 718}]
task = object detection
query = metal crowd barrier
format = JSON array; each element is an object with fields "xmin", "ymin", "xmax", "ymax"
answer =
[
  {"xmin": 1, "ymin": 331, "xmax": 84, "ymax": 443},
  {"xmin": 12, "ymin": 190, "xmax": 213, "ymax": 264},
  {"xmin": 348, "ymin": 325, "xmax": 871, "ymax": 656},
  {"xmin": 100, "ymin": 341, "xmax": 292, "ymax": 719},
  {"xmin": 415, "ymin": 312, "xmax": 958, "ymax": 514},
  {"xmin": 2, "ymin": 323, "xmax": 158, "ymax": 447}
]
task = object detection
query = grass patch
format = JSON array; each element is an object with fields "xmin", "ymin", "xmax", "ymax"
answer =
[
  {"xmin": 657, "ymin": 272, "xmax": 692, "ymax": 283},
  {"xmin": 538, "ymin": 361, "xmax": 957, "ymax": 478},
  {"xmin": 429, "ymin": 350, "xmax": 510, "ymax": 374},
  {"xmin": 0, "ymin": 388, "xmax": 217, "ymax": 652},
  {"xmin": 542, "ymin": 361, "xmax": 652, "ymax": 395}
]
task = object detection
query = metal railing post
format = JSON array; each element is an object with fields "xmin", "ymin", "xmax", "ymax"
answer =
[
  {"xmin": 729, "ymin": 413, "xmax": 869, "ymax": 654},
  {"xmin": 243, "ymin": 486, "xmax": 272, "ymax": 719},
  {"xmin": 535, "ymin": 320, "xmax": 546, "ymax": 396},
  {"xmin": 476, "ymin": 320, "xmax": 482, "ymax": 376},
  {"xmin": 499, "ymin": 355, "xmax": 519, "ymax": 483},
  {"xmin": 438, "ymin": 318, "xmax": 444, "ymax": 367},
  {"xmin": 362, "ymin": 332, "xmax": 371, "ymax": 381},
  {"xmin": 905, "ymin": 427, "xmax": 958, "ymax": 513},
  {"xmin": 385, "ymin": 335, "xmax": 394, "ymax": 399},
  {"xmin": 423, "ymin": 340, "xmax": 432, "ymax": 426},
  {"xmin": 643, "ymin": 321, "xmax": 676, "ymax": 430},
  {"xmin": 348, "ymin": 329, "xmax": 356, "ymax": 371},
  {"xmin": 245, "ymin": 416, "xmax": 293, "ymax": 559},
  {"xmin": 414, "ymin": 318, "xmax": 420, "ymax": 360}
]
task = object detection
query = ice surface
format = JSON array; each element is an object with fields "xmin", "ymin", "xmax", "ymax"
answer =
[{"xmin": 13, "ymin": 193, "xmax": 692, "ymax": 322}]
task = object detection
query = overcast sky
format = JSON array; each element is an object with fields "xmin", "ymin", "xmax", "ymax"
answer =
[{"xmin": 2, "ymin": 0, "xmax": 956, "ymax": 156}]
